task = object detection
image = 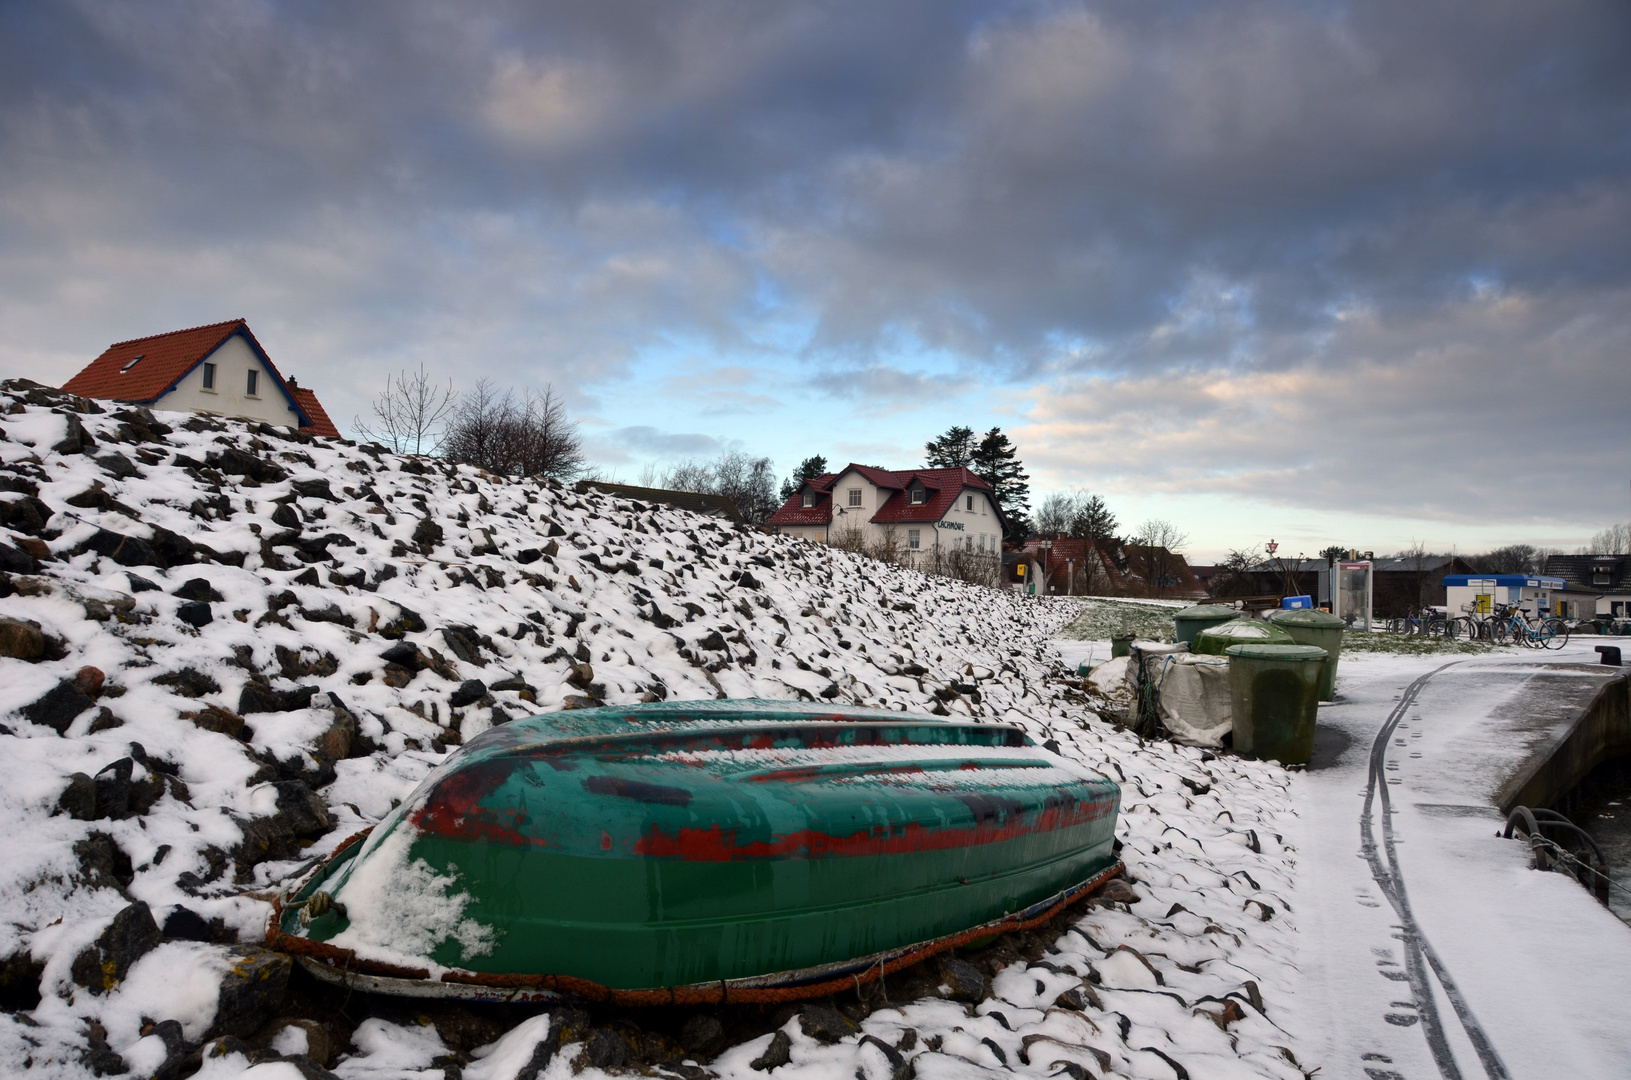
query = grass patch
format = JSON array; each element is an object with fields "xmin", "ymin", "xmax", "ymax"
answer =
[
  {"xmin": 1337, "ymin": 630, "xmax": 1502, "ymax": 655},
  {"xmin": 1056, "ymin": 598, "xmax": 1182, "ymax": 643}
]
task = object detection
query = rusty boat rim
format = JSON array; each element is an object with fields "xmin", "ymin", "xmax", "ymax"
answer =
[{"xmin": 266, "ymin": 828, "xmax": 1124, "ymax": 1005}]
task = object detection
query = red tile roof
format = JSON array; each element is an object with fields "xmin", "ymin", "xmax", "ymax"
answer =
[
  {"xmin": 64, "ymin": 319, "xmax": 253, "ymax": 402},
  {"xmin": 870, "ymin": 467, "xmax": 993, "ymax": 524},
  {"xmin": 61, "ymin": 318, "xmax": 318, "ymax": 430},
  {"xmin": 289, "ymin": 384, "xmax": 341, "ymax": 438},
  {"xmin": 765, "ymin": 465, "xmax": 1002, "ymax": 530},
  {"xmin": 766, "ymin": 473, "xmax": 836, "ymax": 526}
]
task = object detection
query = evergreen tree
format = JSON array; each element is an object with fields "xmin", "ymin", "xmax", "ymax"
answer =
[
  {"xmin": 971, "ymin": 427, "xmax": 1030, "ymax": 526},
  {"xmin": 1069, "ymin": 494, "xmax": 1118, "ymax": 545},
  {"xmin": 924, "ymin": 426, "xmax": 976, "ymax": 469},
  {"xmin": 778, "ymin": 454, "xmax": 829, "ymax": 501}
]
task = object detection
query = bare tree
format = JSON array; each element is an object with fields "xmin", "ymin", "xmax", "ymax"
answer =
[
  {"xmin": 649, "ymin": 452, "xmax": 779, "ymax": 526},
  {"xmin": 1033, "ymin": 492, "xmax": 1076, "ymax": 539},
  {"xmin": 355, "ymin": 364, "xmax": 458, "ymax": 455},
  {"xmin": 1472, "ymin": 543, "xmax": 1541, "ymax": 575},
  {"xmin": 442, "ymin": 380, "xmax": 585, "ymax": 480},
  {"xmin": 1586, "ymin": 523, "xmax": 1630, "ymax": 554},
  {"xmin": 1127, "ymin": 519, "xmax": 1190, "ymax": 597}
]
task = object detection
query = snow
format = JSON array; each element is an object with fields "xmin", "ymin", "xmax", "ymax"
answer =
[
  {"xmin": 3, "ymin": 385, "xmax": 1626, "ymax": 1079},
  {"xmin": 325, "ymin": 825, "xmax": 496, "ymax": 971}
]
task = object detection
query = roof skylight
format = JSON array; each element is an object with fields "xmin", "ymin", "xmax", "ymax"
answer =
[{"xmin": 119, "ymin": 354, "xmax": 144, "ymax": 373}]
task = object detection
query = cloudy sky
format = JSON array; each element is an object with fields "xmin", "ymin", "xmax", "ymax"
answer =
[{"xmin": 3, "ymin": 1, "xmax": 1628, "ymax": 559}]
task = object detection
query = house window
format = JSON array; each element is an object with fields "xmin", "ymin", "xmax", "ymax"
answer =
[
  {"xmin": 966, "ymin": 495, "xmax": 974, "ymax": 511},
  {"xmin": 848, "ymin": 489, "xmax": 862, "ymax": 508},
  {"xmin": 801, "ymin": 490, "xmax": 814, "ymax": 509},
  {"xmin": 201, "ymin": 362, "xmax": 216, "ymax": 390},
  {"xmin": 908, "ymin": 529, "xmax": 920, "ymax": 549},
  {"xmin": 910, "ymin": 487, "xmax": 925, "ymax": 505},
  {"xmin": 120, "ymin": 354, "xmax": 144, "ymax": 373},
  {"xmin": 965, "ymin": 537, "xmax": 973, "ymax": 551},
  {"xmin": 246, "ymin": 369, "xmax": 259, "ymax": 396}
]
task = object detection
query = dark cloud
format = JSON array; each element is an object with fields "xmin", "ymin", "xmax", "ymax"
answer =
[
  {"xmin": 601, "ymin": 425, "xmax": 724, "ymax": 459},
  {"xmin": 0, "ymin": 0, "xmax": 1627, "ymax": 537}
]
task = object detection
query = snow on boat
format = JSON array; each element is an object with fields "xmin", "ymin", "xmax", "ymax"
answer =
[{"xmin": 269, "ymin": 700, "xmax": 1122, "ymax": 1003}]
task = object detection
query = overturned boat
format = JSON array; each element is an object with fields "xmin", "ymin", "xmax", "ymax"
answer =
[{"xmin": 269, "ymin": 700, "xmax": 1122, "ymax": 1003}]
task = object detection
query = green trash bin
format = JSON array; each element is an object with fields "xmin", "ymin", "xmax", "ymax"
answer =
[
  {"xmin": 1173, "ymin": 604, "xmax": 1238, "ymax": 646},
  {"xmin": 1224, "ymin": 643, "xmax": 1328, "ymax": 764},
  {"xmin": 1192, "ymin": 617, "xmax": 1296, "ymax": 656},
  {"xmin": 1269, "ymin": 608, "xmax": 1345, "ymax": 702},
  {"xmin": 1110, "ymin": 634, "xmax": 1135, "ymax": 658}
]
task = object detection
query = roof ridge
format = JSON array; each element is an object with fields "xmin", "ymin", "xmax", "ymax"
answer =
[{"xmin": 107, "ymin": 318, "xmax": 244, "ymax": 349}]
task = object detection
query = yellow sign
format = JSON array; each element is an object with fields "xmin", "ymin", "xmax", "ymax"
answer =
[
  {"xmin": 1016, "ymin": 564, "xmax": 1026, "ymax": 577},
  {"xmin": 1474, "ymin": 594, "xmax": 1490, "ymax": 614}
]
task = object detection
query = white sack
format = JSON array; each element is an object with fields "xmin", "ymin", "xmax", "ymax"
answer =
[{"xmin": 1147, "ymin": 652, "xmax": 1232, "ymax": 747}]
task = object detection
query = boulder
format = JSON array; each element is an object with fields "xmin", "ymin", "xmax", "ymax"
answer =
[
  {"xmin": 57, "ymin": 772, "xmax": 98, "ymax": 820},
  {"xmin": 0, "ymin": 949, "xmax": 43, "ymax": 1011},
  {"xmin": 209, "ymin": 946, "xmax": 292, "ymax": 1039},
  {"xmin": 797, "ymin": 1002, "xmax": 859, "ymax": 1044},
  {"xmin": 750, "ymin": 1030, "xmax": 792, "ymax": 1072},
  {"xmin": 22, "ymin": 679, "xmax": 96, "ymax": 734},
  {"xmin": 450, "ymin": 679, "xmax": 488, "ymax": 708},
  {"xmin": 82, "ymin": 529, "xmax": 163, "ymax": 568},
  {"xmin": 173, "ymin": 577, "xmax": 225, "ymax": 602},
  {"xmin": 176, "ymin": 601, "xmax": 214, "ymax": 628},
  {"xmin": 936, "ymin": 955, "xmax": 987, "ymax": 1002},
  {"xmin": 0, "ymin": 540, "xmax": 42, "ymax": 575},
  {"xmin": 272, "ymin": 780, "xmax": 333, "ymax": 838},
  {"xmin": 0, "ymin": 615, "xmax": 48, "ymax": 660},
  {"xmin": 182, "ymin": 706, "xmax": 247, "ymax": 740},
  {"xmin": 94, "ymin": 758, "xmax": 134, "ymax": 819},
  {"xmin": 70, "ymin": 901, "xmax": 161, "ymax": 994}
]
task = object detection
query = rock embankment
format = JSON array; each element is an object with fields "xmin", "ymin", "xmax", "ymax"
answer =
[{"xmin": 0, "ymin": 379, "xmax": 1304, "ymax": 1080}]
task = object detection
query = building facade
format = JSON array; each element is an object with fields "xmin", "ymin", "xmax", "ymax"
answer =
[
  {"xmin": 61, "ymin": 319, "xmax": 340, "ymax": 437},
  {"xmin": 766, "ymin": 464, "xmax": 1005, "ymax": 558}
]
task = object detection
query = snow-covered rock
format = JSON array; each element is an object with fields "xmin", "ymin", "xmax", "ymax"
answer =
[{"xmin": 0, "ymin": 380, "xmax": 1305, "ymax": 1079}]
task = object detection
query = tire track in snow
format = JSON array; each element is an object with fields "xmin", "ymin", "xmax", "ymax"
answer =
[{"xmin": 1360, "ymin": 662, "xmax": 1510, "ymax": 1080}]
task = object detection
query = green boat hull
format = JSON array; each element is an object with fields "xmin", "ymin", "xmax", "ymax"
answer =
[{"xmin": 275, "ymin": 700, "xmax": 1120, "ymax": 995}]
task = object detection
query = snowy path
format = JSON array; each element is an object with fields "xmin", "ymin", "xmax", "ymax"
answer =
[{"xmin": 1285, "ymin": 644, "xmax": 1631, "ymax": 1080}]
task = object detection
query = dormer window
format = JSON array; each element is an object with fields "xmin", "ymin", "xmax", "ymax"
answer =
[
  {"xmin": 120, "ymin": 354, "xmax": 144, "ymax": 373},
  {"xmin": 910, "ymin": 487, "xmax": 925, "ymax": 505},
  {"xmin": 801, "ymin": 489, "xmax": 815, "ymax": 509},
  {"xmin": 1594, "ymin": 564, "xmax": 1614, "ymax": 586}
]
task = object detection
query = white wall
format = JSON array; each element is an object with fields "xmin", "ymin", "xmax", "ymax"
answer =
[{"xmin": 157, "ymin": 335, "xmax": 304, "ymax": 428}]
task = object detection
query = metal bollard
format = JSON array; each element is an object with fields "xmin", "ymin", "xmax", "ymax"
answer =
[{"xmin": 1595, "ymin": 645, "xmax": 1622, "ymax": 666}]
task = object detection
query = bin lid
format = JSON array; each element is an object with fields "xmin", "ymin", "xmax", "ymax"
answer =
[
  {"xmin": 1175, "ymin": 604, "xmax": 1237, "ymax": 620},
  {"xmin": 1225, "ymin": 643, "xmax": 1329, "ymax": 661},
  {"xmin": 1268, "ymin": 608, "xmax": 1344, "ymax": 629},
  {"xmin": 1195, "ymin": 618, "xmax": 1296, "ymax": 644}
]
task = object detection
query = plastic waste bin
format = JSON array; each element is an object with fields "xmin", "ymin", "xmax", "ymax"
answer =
[
  {"xmin": 1224, "ymin": 643, "xmax": 1328, "ymax": 765},
  {"xmin": 1111, "ymin": 634, "xmax": 1135, "ymax": 658},
  {"xmin": 1173, "ymin": 604, "xmax": 1238, "ymax": 646},
  {"xmin": 1268, "ymin": 607, "xmax": 1346, "ymax": 701},
  {"xmin": 1192, "ymin": 617, "xmax": 1296, "ymax": 656}
]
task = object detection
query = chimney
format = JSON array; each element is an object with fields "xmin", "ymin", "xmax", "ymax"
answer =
[{"xmin": 287, "ymin": 376, "xmax": 299, "ymax": 388}]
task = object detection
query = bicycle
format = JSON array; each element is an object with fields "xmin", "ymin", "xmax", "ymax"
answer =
[{"xmin": 1487, "ymin": 605, "xmax": 1568, "ymax": 649}]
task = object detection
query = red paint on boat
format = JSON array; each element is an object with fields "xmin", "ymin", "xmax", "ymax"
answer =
[{"xmin": 633, "ymin": 794, "xmax": 1114, "ymax": 861}]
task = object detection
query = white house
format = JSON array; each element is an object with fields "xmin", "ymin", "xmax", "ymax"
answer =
[
  {"xmin": 766, "ymin": 464, "xmax": 1005, "ymax": 557},
  {"xmin": 61, "ymin": 318, "xmax": 340, "ymax": 437}
]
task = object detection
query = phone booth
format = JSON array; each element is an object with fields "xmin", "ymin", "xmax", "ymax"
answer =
[{"xmin": 1334, "ymin": 561, "xmax": 1374, "ymax": 630}]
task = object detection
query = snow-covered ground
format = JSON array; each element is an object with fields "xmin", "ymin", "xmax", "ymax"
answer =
[
  {"xmin": 0, "ymin": 383, "xmax": 1309, "ymax": 1080},
  {"xmin": 6, "ymin": 380, "xmax": 1625, "ymax": 1080},
  {"xmin": 1283, "ymin": 643, "xmax": 1631, "ymax": 1080}
]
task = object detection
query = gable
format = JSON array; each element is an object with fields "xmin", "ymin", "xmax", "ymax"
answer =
[{"xmin": 64, "ymin": 319, "xmax": 311, "ymax": 428}]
